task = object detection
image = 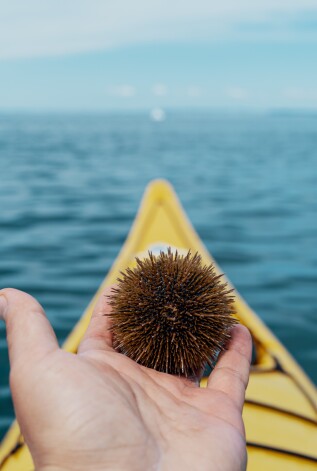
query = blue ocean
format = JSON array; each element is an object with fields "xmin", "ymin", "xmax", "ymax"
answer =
[{"xmin": 0, "ymin": 111, "xmax": 316, "ymax": 439}]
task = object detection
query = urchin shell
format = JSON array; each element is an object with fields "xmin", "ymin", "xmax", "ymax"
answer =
[{"xmin": 108, "ymin": 248, "xmax": 237, "ymax": 377}]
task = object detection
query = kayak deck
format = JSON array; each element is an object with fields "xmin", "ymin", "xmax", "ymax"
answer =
[{"xmin": 0, "ymin": 179, "xmax": 316, "ymax": 470}]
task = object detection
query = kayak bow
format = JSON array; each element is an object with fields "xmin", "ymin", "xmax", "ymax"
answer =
[{"xmin": 1, "ymin": 179, "xmax": 316, "ymax": 470}]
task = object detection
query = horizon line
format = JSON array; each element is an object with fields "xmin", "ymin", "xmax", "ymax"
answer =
[{"xmin": 1, "ymin": 106, "xmax": 317, "ymax": 115}]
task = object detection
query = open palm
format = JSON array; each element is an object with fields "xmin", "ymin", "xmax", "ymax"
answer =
[{"xmin": 0, "ymin": 287, "xmax": 251, "ymax": 471}]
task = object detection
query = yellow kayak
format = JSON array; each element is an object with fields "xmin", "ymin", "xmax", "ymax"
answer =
[{"xmin": 0, "ymin": 179, "xmax": 316, "ymax": 470}]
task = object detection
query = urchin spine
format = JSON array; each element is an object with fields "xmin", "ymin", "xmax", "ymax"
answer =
[{"xmin": 108, "ymin": 248, "xmax": 236, "ymax": 377}]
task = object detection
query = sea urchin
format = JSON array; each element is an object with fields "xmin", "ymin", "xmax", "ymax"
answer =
[{"xmin": 108, "ymin": 248, "xmax": 237, "ymax": 378}]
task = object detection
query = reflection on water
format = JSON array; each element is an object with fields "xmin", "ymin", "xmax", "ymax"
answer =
[{"xmin": 0, "ymin": 111, "xmax": 317, "ymax": 438}]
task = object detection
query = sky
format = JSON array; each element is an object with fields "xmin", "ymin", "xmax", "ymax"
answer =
[{"xmin": 0, "ymin": 0, "xmax": 317, "ymax": 111}]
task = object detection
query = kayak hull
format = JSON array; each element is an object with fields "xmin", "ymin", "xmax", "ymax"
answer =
[{"xmin": 1, "ymin": 179, "xmax": 316, "ymax": 470}]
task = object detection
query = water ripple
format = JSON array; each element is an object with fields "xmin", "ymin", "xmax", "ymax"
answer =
[{"xmin": 0, "ymin": 111, "xmax": 316, "ymax": 439}]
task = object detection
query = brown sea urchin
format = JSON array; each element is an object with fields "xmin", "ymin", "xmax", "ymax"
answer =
[{"xmin": 108, "ymin": 248, "xmax": 237, "ymax": 378}]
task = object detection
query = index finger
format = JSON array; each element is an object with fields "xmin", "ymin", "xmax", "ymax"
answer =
[
  {"xmin": 77, "ymin": 285, "xmax": 114, "ymax": 354},
  {"xmin": 207, "ymin": 324, "xmax": 252, "ymax": 411}
]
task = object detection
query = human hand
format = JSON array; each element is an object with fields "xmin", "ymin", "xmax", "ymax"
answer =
[{"xmin": 0, "ymin": 287, "xmax": 251, "ymax": 471}]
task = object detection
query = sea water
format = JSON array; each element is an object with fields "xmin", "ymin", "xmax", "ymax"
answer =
[{"xmin": 0, "ymin": 111, "xmax": 316, "ymax": 438}]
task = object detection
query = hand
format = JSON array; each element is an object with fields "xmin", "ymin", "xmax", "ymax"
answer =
[{"xmin": 0, "ymin": 287, "xmax": 251, "ymax": 471}]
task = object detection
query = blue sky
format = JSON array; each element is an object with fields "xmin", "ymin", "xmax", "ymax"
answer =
[{"xmin": 0, "ymin": 0, "xmax": 317, "ymax": 111}]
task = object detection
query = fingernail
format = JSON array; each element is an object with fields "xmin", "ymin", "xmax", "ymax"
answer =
[{"xmin": 0, "ymin": 294, "xmax": 8, "ymax": 320}]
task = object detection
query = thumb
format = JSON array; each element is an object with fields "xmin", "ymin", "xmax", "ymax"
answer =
[{"xmin": 0, "ymin": 288, "xmax": 59, "ymax": 370}]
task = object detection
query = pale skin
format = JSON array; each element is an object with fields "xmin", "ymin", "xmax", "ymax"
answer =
[{"xmin": 0, "ymin": 287, "xmax": 252, "ymax": 471}]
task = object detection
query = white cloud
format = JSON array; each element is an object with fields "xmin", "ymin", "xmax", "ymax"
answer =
[
  {"xmin": 283, "ymin": 87, "xmax": 306, "ymax": 100},
  {"xmin": 187, "ymin": 86, "xmax": 202, "ymax": 98},
  {"xmin": 0, "ymin": 0, "xmax": 317, "ymax": 59},
  {"xmin": 109, "ymin": 85, "xmax": 136, "ymax": 97},
  {"xmin": 283, "ymin": 87, "xmax": 317, "ymax": 102},
  {"xmin": 226, "ymin": 87, "xmax": 249, "ymax": 101},
  {"xmin": 152, "ymin": 83, "xmax": 168, "ymax": 97}
]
